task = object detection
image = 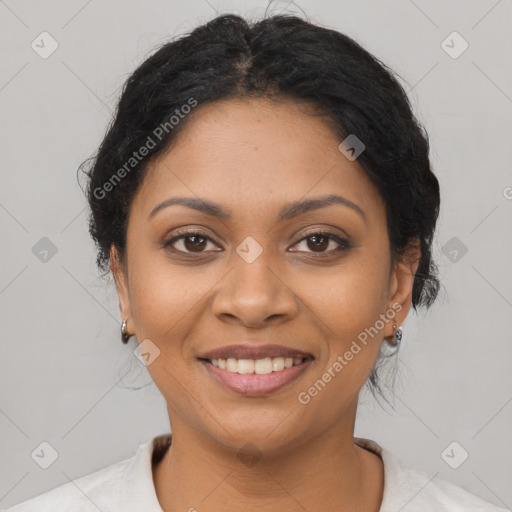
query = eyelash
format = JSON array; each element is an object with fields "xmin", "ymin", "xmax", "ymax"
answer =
[{"xmin": 163, "ymin": 229, "xmax": 351, "ymax": 257}]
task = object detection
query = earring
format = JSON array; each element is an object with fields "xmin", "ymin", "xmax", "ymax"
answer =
[
  {"xmin": 121, "ymin": 319, "xmax": 131, "ymax": 344},
  {"xmin": 387, "ymin": 324, "xmax": 402, "ymax": 348}
]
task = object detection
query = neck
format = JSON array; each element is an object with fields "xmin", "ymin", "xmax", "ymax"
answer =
[{"xmin": 153, "ymin": 410, "xmax": 384, "ymax": 511}]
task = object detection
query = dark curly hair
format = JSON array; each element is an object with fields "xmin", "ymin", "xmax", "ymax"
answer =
[{"xmin": 80, "ymin": 13, "xmax": 441, "ymax": 397}]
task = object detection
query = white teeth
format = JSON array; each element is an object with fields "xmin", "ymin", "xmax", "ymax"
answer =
[
  {"xmin": 209, "ymin": 356, "xmax": 308, "ymax": 374},
  {"xmin": 272, "ymin": 357, "xmax": 285, "ymax": 372},
  {"xmin": 238, "ymin": 359, "xmax": 255, "ymax": 374},
  {"xmin": 226, "ymin": 358, "xmax": 238, "ymax": 372},
  {"xmin": 254, "ymin": 357, "xmax": 273, "ymax": 374}
]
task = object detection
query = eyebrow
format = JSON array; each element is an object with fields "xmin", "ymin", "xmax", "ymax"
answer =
[{"xmin": 148, "ymin": 194, "xmax": 366, "ymax": 222}]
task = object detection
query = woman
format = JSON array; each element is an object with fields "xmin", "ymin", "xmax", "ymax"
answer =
[{"xmin": 5, "ymin": 12, "xmax": 508, "ymax": 512}]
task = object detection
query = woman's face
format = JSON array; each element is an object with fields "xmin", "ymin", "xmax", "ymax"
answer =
[{"xmin": 112, "ymin": 97, "xmax": 419, "ymax": 453}]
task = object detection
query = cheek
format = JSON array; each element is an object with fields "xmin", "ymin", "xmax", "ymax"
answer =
[
  {"xmin": 310, "ymin": 253, "xmax": 389, "ymax": 331},
  {"xmin": 129, "ymin": 271, "xmax": 201, "ymax": 347},
  {"xmin": 125, "ymin": 231, "xmax": 209, "ymax": 342},
  {"xmin": 292, "ymin": 265, "xmax": 388, "ymax": 419},
  {"xmin": 302, "ymin": 252, "xmax": 390, "ymax": 373}
]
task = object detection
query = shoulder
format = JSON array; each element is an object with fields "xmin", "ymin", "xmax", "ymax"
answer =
[
  {"xmin": 2, "ymin": 460, "xmax": 127, "ymax": 512},
  {"xmin": 2, "ymin": 438, "xmax": 158, "ymax": 512},
  {"xmin": 355, "ymin": 437, "xmax": 510, "ymax": 512}
]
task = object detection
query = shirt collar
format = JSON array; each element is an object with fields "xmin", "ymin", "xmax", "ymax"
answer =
[
  {"xmin": 116, "ymin": 436, "xmax": 166, "ymax": 512},
  {"xmin": 354, "ymin": 436, "xmax": 399, "ymax": 512}
]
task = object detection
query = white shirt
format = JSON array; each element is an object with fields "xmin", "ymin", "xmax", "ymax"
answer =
[{"xmin": 3, "ymin": 434, "xmax": 509, "ymax": 512}]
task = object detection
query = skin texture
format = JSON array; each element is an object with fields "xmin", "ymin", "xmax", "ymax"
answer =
[{"xmin": 110, "ymin": 97, "xmax": 420, "ymax": 511}]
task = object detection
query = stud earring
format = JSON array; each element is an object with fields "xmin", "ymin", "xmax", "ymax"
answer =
[{"xmin": 387, "ymin": 324, "xmax": 402, "ymax": 348}]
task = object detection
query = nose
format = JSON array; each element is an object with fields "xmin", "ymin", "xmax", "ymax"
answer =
[{"xmin": 211, "ymin": 252, "xmax": 299, "ymax": 329}]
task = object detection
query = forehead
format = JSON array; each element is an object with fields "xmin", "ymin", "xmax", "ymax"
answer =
[{"xmin": 133, "ymin": 97, "xmax": 384, "ymax": 222}]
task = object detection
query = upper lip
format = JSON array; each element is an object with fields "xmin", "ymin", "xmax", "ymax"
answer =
[{"xmin": 197, "ymin": 343, "xmax": 314, "ymax": 361}]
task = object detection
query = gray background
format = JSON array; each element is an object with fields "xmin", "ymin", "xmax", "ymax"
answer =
[{"xmin": 1, "ymin": 0, "xmax": 511, "ymax": 509}]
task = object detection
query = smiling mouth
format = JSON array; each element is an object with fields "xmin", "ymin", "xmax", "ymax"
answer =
[
  {"xmin": 198, "ymin": 355, "xmax": 314, "ymax": 396},
  {"xmin": 198, "ymin": 356, "xmax": 313, "ymax": 374}
]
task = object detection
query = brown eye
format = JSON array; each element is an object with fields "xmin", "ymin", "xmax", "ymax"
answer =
[
  {"xmin": 182, "ymin": 235, "xmax": 208, "ymax": 252},
  {"xmin": 306, "ymin": 234, "xmax": 330, "ymax": 252},
  {"xmin": 291, "ymin": 231, "xmax": 351, "ymax": 254},
  {"xmin": 164, "ymin": 231, "xmax": 219, "ymax": 254}
]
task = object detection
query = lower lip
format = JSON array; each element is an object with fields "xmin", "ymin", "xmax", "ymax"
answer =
[{"xmin": 199, "ymin": 359, "xmax": 313, "ymax": 396}]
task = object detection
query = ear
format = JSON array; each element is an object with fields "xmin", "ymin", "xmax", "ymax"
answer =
[
  {"xmin": 383, "ymin": 238, "xmax": 421, "ymax": 341},
  {"xmin": 110, "ymin": 244, "xmax": 132, "ymax": 332}
]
